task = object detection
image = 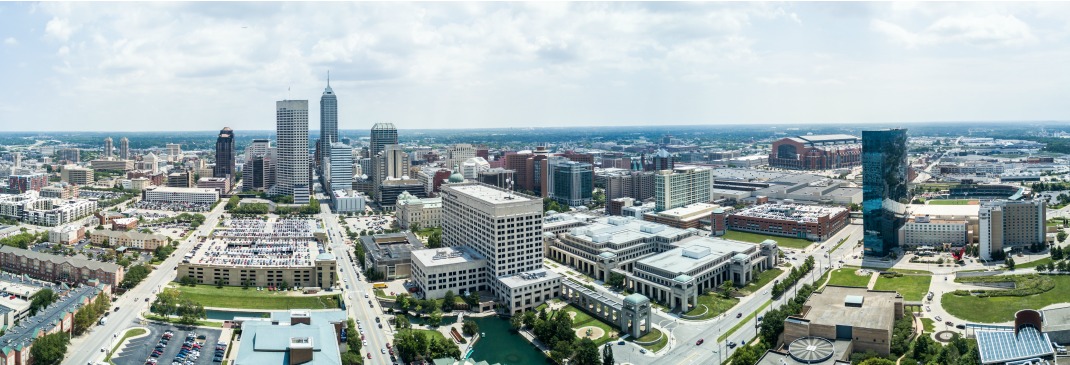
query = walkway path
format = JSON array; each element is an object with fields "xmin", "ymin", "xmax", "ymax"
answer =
[{"xmin": 866, "ymin": 271, "xmax": 879, "ymax": 290}]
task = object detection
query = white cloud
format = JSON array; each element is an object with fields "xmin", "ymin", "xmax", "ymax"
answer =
[
  {"xmin": 872, "ymin": 14, "xmax": 1036, "ymax": 48},
  {"xmin": 3, "ymin": 37, "xmax": 16, "ymax": 46},
  {"xmin": 44, "ymin": 17, "xmax": 74, "ymax": 41}
]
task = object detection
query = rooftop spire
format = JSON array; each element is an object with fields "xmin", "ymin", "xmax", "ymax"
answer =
[{"xmin": 327, "ymin": 70, "xmax": 330, "ymax": 87}]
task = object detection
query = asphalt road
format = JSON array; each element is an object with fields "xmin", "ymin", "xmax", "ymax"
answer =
[
  {"xmin": 64, "ymin": 202, "xmax": 228, "ymax": 365},
  {"xmin": 320, "ymin": 204, "xmax": 395, "ymax": 365}
]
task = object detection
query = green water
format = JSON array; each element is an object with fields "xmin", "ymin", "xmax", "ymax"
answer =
[{"xmin": 467, "ymin": 316, "xmax": 548, "ymax": 365}]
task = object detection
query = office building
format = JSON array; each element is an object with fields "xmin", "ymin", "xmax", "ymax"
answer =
[
  {"xmin": 166, "ymin": 143, "xmax": 182, "ymax": 160},
  {"xmin": 318, "ymin": 77, "xmax": 338, "ymax": 171},
  {"xmin": 461, "ymin": 157, "xmax": 490, "ymax": 180},
  {"xmin": 197, "ymin": 177, "xmax": 231, "ymax": 195},
  {"xmin": 214, "ymin": 127, "xmax": 236, "ymax": 184},
  {"xmin": 233, "ymin": 310, "xmax": 347, "ymax": 365},
  {"xmin": 373, "ymin": 144, "xmax": 411, "ymax": 202},
  {"xmin": 328, "ymin": 142, "xmax": 352, "ymax": 193},
  {"xmin": 425, "ymin": 183, "xmax": 557, "ymax": 313},
  {"xmin": 91, "ymin": 159, "xmax": 134, "ymax": 172},
  {"xmin": 377, "ymin": 178, "xmax": 425, "ymax": 208},
  {"xmin": 862, "ymin": 129, "xmax": 909, "ymax": 256},
  {"xmin": 603, "ymin": 170, "xmax": 656, "ymax": 201},
  {"xmin": 654, "ymin": 166, "xmax": 711, "ymax": 211},
  {"xmin": 478, "ymin": 168, "xmax": 514, "ymax": 190},
  {"xmin": 769, "ymin": 134, "xmax": 862, "ymax": 170},
  {"xmin": 359, "ymin": 232, "xmax": 426, "ymax": 280},
  {"xmin": 61, "ymin": 166, "xmax": 94, "ymax": 186},
  {"xmin": 446, "ymin": 144, "xmax": 476, "ymax": 169},
  {"xmin": 118, "ymin": 137, "xmax": 130, "ymax": 160},
  {"xmin": 275, "ymin": 100, "xmax": 310, "ymax": 205},
  {"xmin": 724, "ymin": 203, "xmax": 849, "ymax": 241},
  {"xmin": 242, "ymin": 139, "xmax": 275, "ymax": 192},
  {"xmin": 395, "ymin": 191, "xmax": 441, "ymax": 229},
  {"xmin": 504, "ymin": 147, "xmax": 552, "ymax": 197},
  {"xmin": 143, "ymin": 186, "xmax": 220, "ymax": 204},
  {"xmin": 0, "ymin": 246, "xmax": 124, "ymax": 289},
  {"xmin": 650, "ymin": 149, "xmax": 674, "ymax": 171},
  {"xmin": 140, "ymin": 152, "xmax": 161, "ymax": 173},
  {"xmin": 7, "ymin": 173, "xmax": 47, "ymax": 193},
  {"xmin": 167, "ymin": 169, "xmax": 194, "ymax": 188},
  {"xmin": 643, "ymin": 202, "xmax": 718, "ymax": 229},
  {"xmin": 370, "ymin": 123, "xmax": 398, "ymax": 158},
  {"xmin": 59, "ymin": 148, "xmax": 80, "ymax": 163},
  {"xmin": 331, "ymin": 190, "xmax": 366, "ymax": 213},
  {"xmin": 980, "ymin": 199, "xmax": 1046, "ymax": 260},
  {"xmin": 103, "ymin": 137, "xmax": 113, "ymax": 158},
  {"xmin": 549, "ymin": 159, "xmax": 593, "ymax": 207},
  {"xmin": 411, "ymin": 247, "xmax": 488, "ymax": 299},
  {"xmin": 40, "ymin": 183, "xmax": 79, "ymax": 199}
]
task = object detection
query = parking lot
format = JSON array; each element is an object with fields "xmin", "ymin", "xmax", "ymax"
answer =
[
  {"xmin": 111, "ymin": 323, "xmax": 223, "ymax": 365},
  {"xmin": 343, "ymin": 215, "xmax": 396, "ymax": 234}
]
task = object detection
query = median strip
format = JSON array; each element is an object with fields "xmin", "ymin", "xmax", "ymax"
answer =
[{"xmin": 718, "ymin": 299, "xmax": 771, "ymax": 343}]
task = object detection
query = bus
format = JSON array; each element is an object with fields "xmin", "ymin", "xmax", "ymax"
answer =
[{"xmin": 372, "ymin": 283, "xmax": 388, "ymax": 289}]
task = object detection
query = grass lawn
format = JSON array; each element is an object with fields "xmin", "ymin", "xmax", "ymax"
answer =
[
  {"xmin": 928, "ymin": 199, "xmax": 974, "ymax": 205},
  {"xmin": 1046, "ymin": 219, "xmax": 1065, "ymax": 228},
  {"xmin": 632, "ymin": 328, "xmax": 668, "ymax": 352},
  {"xmin": 942, "ymin": 275, "xmax": 1070, "ymax": 323},
  {"xmin": 827, "ymin": 268, "xmax": 872, "ymax": 288},
  {"xmin": 741, "ymin": 268, "xmax": 784, "ymax": 294},
  {"xmin": 721, "ymin": 230, "xmax": 813, "ymax": 250},
  {"xmin": 374, "ymin": 289, "xmax": 392, "ymax": 299},
  {"xmin": 106, "ymin": 328, "xmax": 147, "ymax": 363},
  {"xmin": 558, "ymin": 304, "xmax": 618, "ymax": 346},
  {"xmin": 146, "ymin": 314, "xmax": 224, "ymax": 328},
  {"xmin": 1017, "ymin": 257, "xmax": 1054, "ymax": 269},
  {"xmin": 873, "ymin": 274, "xmax": 932, "ymax": 301},
  {"xmin": 171, "ymin": 285, "xmax": 341, "ymax": 310},
  {"xmin": 684, "ymin": 294, "xmax": 740, "ymax": 320},
  {"xmin": 921, "ymin": 318, "xmax": 936, "ymax": 333},
  {"xmin": 412, "ymin": 329, "xmax": 446, "ymax": 341}
]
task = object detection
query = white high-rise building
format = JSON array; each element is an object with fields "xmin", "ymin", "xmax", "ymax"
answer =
[
  {"xmin": 275, "ymin": 100, "xmax": 310, "ymax": 205},
  {"xmin": 119, "ymin": 137, "xmax": 130, "ymax": 160},
  {"xmin": 979, "ymin": 199, "xmax": 1046, "ymax": 260},
  {"xmin": 433, "ymin": 182, "xmax": 559, "ymax": 314},
  {"xmin": 329, "ymin": 142, "xmax": 353, "ymax": 193},
  {"xmin": 103, "ymin": 137, "xmax": 113, "ymax": 159},
  {"xmin": 654, "ymin": 166, "xmax": 712, "ymax": 211}
]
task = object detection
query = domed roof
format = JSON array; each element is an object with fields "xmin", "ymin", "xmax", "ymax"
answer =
[
  {"xmin": 397, "ymin": 191, "xmax": 420, "ymax": 203},
  {"xmin": 316, "ymin": 252, "xmax": 335, "ymax": 261},
  {"xmin": 623, "ymin": 293, "xmax": 650, "ymax": 306},
  {"xmin": 448, "ymin": 171, "xmax": 465, "ymax": 183}
]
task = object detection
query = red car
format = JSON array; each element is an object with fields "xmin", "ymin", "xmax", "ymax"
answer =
[
  {"xmin": 696, "ymin": 339, "xmax": 704, "ymax": 346},
  {"xmin": 366, "ymin": 353, "xmax": 371, "ymax": 359}
]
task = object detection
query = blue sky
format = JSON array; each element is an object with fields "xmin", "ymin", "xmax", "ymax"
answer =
[{"xmin": 1, "ymin": 2, "xmax": 1068, "ymax": 132}]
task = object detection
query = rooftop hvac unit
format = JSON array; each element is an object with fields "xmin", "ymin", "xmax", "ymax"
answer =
[{"xmin": 639, "ymin": 224, "xmax": 664, "ymax": 234}]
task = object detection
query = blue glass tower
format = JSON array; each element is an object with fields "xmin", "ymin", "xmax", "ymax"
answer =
[{"xmin": 862, "ymin": 129, "xmax": 909, "ymax": 256}]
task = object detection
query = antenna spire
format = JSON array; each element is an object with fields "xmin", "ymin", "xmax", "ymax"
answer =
[{"xmin": 327, "ymin": 70, "xmax": 330, "ymax": 87}]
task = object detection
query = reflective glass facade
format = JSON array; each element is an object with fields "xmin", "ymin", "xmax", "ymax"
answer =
[{"xmin": 862, "ymin": 129, "xmax": 909, "ymax": 256}]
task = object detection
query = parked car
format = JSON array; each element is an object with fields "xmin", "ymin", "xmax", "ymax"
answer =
[
  {"xmin": 696, "ymin": 339, "xmax": 704, "ymax": 346},
  {"xmin": 736, "ymin": 313, "xmax": 742, "ymax": 318}
]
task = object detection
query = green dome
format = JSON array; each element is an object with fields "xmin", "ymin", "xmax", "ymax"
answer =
[{"xmin": 448, "ymin": 171, "xmax": 465, "ymax": 183}]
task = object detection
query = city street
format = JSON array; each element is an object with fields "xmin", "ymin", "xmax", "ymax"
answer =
[
  {"xmin": 63, "ymin": 202, "xmax": 228, "ymax": 365},
  {"xmin": 320, "ymin": 204, "xmax": 394, "ymax": 365}
]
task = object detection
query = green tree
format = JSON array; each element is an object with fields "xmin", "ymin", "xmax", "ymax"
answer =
[
  {"xmin": 462, "ymin": 320, "xmax": 479, "ymax": 337},
  {"xmin": 427, "ymin": 310, "xmax": 443, "ymax": 327},
  {"xmin": 394, "ymin": 315, "xmax": 412, "ymax": 331},
  {"xmin": 549, "ymin": 339, "xmax": 574, "ymax": 364},
  {"xmin": 859, "ymin": 358, "xmax": 897, "ymax": 365},
  {"xmin": 340, "ymin": 351, "xmax": 363, "ymax": 365},
  {"xmin": 30, "ymin": 332, "xmax": 70, "ymax": 365},
  {"xmin": 720, "ymin": 280, "xmax": 734, "ymax": 299},
  {"xmin": 572, "ymin": 338, "xmax": 600, "ymax": 365},
  {"xmin": 1006, "ymin": 257, "xmax": 1016, "ymax": 270},
  {"xmin": 442, "ymin": 290, "xmax": 456, "ymax": 311},
  {"xmin": 29, "ymin": 288, "xmax": 58, "ymax": 316},
  {"xmin": 522, "ymin": 310, "xmax": 537, "ymax": 328},
  {"xmin": 427, "ymin": 230, "xmax": 443, "ymax": 248},
  {"xmin": 606, "ymin": 273, "xmax": 625, "ymax": 288},
  {"xmin": 510, "ymin": 315, "xmax": 523, "ymax": 332},
  {"xmin": 602, "ymin": 343, "xmax": 614, "ymax": 365}
]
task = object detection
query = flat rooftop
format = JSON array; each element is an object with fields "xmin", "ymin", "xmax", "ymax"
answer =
[
  {"xmin": 905, "ymin": 204, "xmax": 980, "ymax": 218},
  {"xmin": 975, "ymin": 325, "xmax": 1054, "ymax": 364},
  {"xmin": 446, "ymin": 183, "xmax": 538, "ymax": 204},
  {"xmin": 191, "ymin": 218, "xmax": 323, "ymax": 268},
  {"xmin": 359, "ymin": 232, "xmax": 425, "ymax": 263},
  {"xmin": 734, "ymin": 204, "xmax": 846, "ymax": 223},
  {"xmin": 147, "ymin": 186, "xmax": 218, "ymax": 194},
  {"xmin": 563, "ymin": 216, "xmax": 693, "ymax": 246},
  {"xmin": 798, "ymin": 286, "xmax": 900, "ymax": 331},
  {"xmin": 411, "ymin": 246, "xmax": 485, "ymax": 268},
  {"xmin": 654, "ymin": 203, "xmax": 719, "ymax": 219},
  {"xmin": 1042, "ymin": 305, "xmax": 1070, "ymax": 333},
  {"xmin": 635, "ymin": 236, "xmax": 755, "ymax": 276},
  {"xmin": 498, "ymin": 269, "xmax": 562, "ymax": 289}
]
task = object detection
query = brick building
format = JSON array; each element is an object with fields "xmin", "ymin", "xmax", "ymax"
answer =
[
  {"xmin": 722, "ymin": 203, "xmax": 849, "ymax": 241},
  {"xmin": 768, "ymin": 134, "xmax": 861, "ymax": 170}
]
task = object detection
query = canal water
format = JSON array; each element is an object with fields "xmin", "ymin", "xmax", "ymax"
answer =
[
  {"xmin": 466, "ymin": 316, "xmax": 548, "ymax": 365},
  {"xmin": 205, "ymin": 309, "xmax": 270, "ymax": 320}
]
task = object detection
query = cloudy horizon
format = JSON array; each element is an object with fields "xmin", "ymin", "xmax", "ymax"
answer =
[{"xmin": 1, "ymin": 2, "xmax": 1068, "ymax": 132}]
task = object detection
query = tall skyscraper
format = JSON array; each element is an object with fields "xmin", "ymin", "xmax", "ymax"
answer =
[
  {"xmin": 242, "ymin": 139, "xmax": 274, "ymax": 192},
  {"xmin": 654, "ymin": 166, "xmax": 711, "ymax": 211},
  {"xmin": 119, "ymin": 137, "xmax": 130, "ymax": 160},
  {"xmin": 862, "ymin": 129, "xmax": 909, "ymax": 256},
  {"xmin": 370, "ymin": 123, "xmax": 398, "ymax": 158},
  {"xmin": 372, "ymin": 144, "xmax": 411, "ymax": 201},
  {"xmin": 319, "ymin": 75, "xmax": 338, "ymax": 170},
  {"xmin": 214, "ymin": 127, "xmax": 236, "ymax": 185},
  {"xmin": 275, "ymin": 100, "xmax": 310, "ymax": 205},
  {"xmin": 548, "ymin": 159, "xmax": 593, "ymax": 207},
  {"xmin": 103, "ymin": 137, "xmax": 113, "ymax": 159},
  {"xmin": 329, "ymin": 142, "xmax": 353, "ymax": 193},
  {"xmin": 650, "ymin": 149, "xmax": 675, "ymax": 171},
  {"xmin": 441, "ymin": 183, "xmax": 543, "ymax": 277}
]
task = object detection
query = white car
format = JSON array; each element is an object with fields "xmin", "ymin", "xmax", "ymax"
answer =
[
  {"xmin": 364, "ymin": 293, "xmax": 369, "ymax": 298},
  {"xmin": 381, "ymin": 348, "xmax": 386, "ymax": 354},
  {"xmin": 362, "ymin": 340, "xmax": 368, "ymax": 346},
  {"xmin": 935, "ymin": 316, "xmax": 942, "ymax": 321}
]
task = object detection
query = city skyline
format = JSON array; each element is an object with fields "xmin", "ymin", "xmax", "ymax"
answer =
[{"xmin": 2, "ymin": 2, "xmax": 1070, "ymax": 132}]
